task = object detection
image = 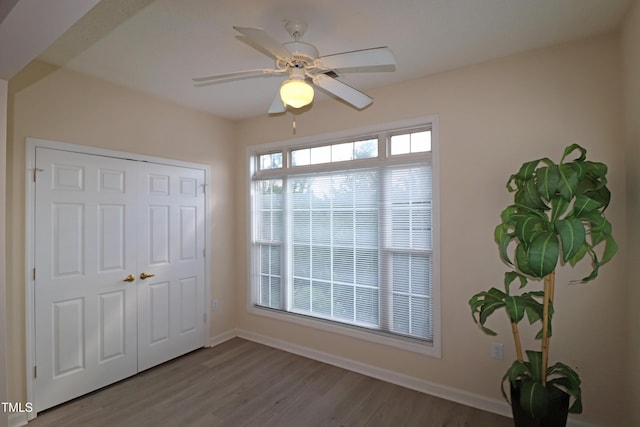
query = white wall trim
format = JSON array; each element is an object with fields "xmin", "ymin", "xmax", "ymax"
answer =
[
  {"xmin": 223, "ymin": 329, "xmax": 597, "ymax": 427},
  {"xmin": 209, "ymin": 330, "xmax": 237, "ymax": 347},
  {"xmin": 235, "ymin": 328, "xmax": 510, "ymax": 417}
]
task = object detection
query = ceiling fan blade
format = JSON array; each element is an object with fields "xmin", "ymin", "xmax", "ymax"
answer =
[
  {"xmin": 313, "ymin": 74, "xmax": 373, "ymax": 110},
  {"xmin": 233, "ymin": 26, "xmax": 294, "ymax": 61},
  {"xmin": 316, "ymin": 47, "xmax": 396, "ymax": 71},
  {"xmin": 192, "ymin": 69, "xmax": 284, "ymax": 87},
  {"xmin": 268, "ymin": 91, "xmax": 286, "ymax": 114}
]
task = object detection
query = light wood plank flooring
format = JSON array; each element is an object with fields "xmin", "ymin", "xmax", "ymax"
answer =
[{"xmin": 28, "ymin": 338, "xmax": 512, "ymax": 426}]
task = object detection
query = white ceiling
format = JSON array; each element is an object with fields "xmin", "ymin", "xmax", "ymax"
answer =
[{"xmin": 37, "ymin": 0, "xmax": 632, "ymax": 120}]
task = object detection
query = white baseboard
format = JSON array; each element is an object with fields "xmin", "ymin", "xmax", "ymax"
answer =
[
  {"xmin": 208, "ymin": 329, "xmax": 237, "ymax": 347},
  {"xmin": 235, "ymin": 328, "xmax": 510, "ymax": 416},
  {"xmin": 226, "ymin": 329, "xmax": 598, "ymax": 427}
]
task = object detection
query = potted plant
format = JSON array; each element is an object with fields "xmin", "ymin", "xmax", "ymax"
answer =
[{"xmin": 469, "ymin": 144, "xmax": 617, "ymax": 426}]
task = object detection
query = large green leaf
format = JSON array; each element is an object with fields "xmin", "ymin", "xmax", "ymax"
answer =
[
  {"xmin": 515, "ymin": 243, "xmax": 536, "ymax": 277},
  {"xmin": 469, "ymin": 288, "xmax": 507, "ymax": 335},
  {"xmin": 527, "ymin": 232, "xmax": 559, "ymax": 277},
  {"xmin": 524, "ymin": 350, "xmax": 544, "ymax": 383},
  {"xmin": 568, "ymin": 242, "xmax": 589, "ymax": 267},
  {"xmin": 534, "ymin": 319, "xmax": 553, "ymax": 340},
  {"xmin": 588, "ymin": 216, "xmax": 613, "ymax": 246},
  {"xmin": 547, "ymin": 362, "xmax": 582, "ymax": 414},
  {"xmin": 519, "ymin": 380, "xmax": 550, "ymax": 419},
  {"xmin": 513, "ymin": 203, "xmax": 549, "ymax": 220},
  {"xmin": 504, "ymin": 271, "xmax": 527, "ymax": 292},
  {"xmin": 507, "ymin": 158, "xmax": 551, "ymax": 192},
  {"xmin": 536, "ymin": 165, "xmax": 560, "ymax": 202},
  {"xmin": 601, "ymin": 234, "xmax": 618, "ymax": 265},
  {"xmin": 547, "ymin": 362, "xmax": 581, "ymax": 387},
  {"xmin": 500, "ymin": 205, "xmax": 519, "ymax": 223},
  {"xmin": 583, "ymin": 160, "xmax": 608, "ymax": 178},
  {"xmin": 515, "ymin": 215, "xmax": 548, "ymax": 244},
  {"xmin": 561, "ymin": 144, "xmax": 587, "ymax": 163},
  {"xmin": 557, "ymin": 163, "xmax": 579, "ymax": 201},
  {"xmin": 549, "ymin": 377, "xmax": 583, "ymax": 413},
  {"xmin": 571, "ymin": 194, "xmax": 603, "ymax": 217},
  {"xmin": 568, "ymin": 160, "xmax": 586, "ymax": 181},
  {"xmin": 505, "ymin": 295, "xmax": 527, "ymax": 323},
  {"xmin": 578, "ymin": 175, "xmax": 610, "ymax": 208},
  {"xmin": 518, "ymin": 159, "xmax": 547, "ymax": 180},
  {"xmin": 495, "ymin": 224, "xmax": 514, "ymax": 265},
  {"xmin": 523, "ymin": 293, "xmax": 545, "ymax": 325},
  {"xmin": 502, "ymin": 361, "xmax": 530, "ymax": 401},
  {"xmin": 550, "ymin": 196, "xmax": 570, "ymax": 222},
  {"xmin": 583, "ymin": 211, "xmax": 612, "ymax": 246},
  {"xmin": 521, "ymin": 179, "xmax": 549, "ymax": 210},
  {"xmin": 577, "ymin": 247, "xmax": 600, "ymax": 282},
  {"xmin": 554, "ymin": 218, "xmax": 586, "ymax": 262}
]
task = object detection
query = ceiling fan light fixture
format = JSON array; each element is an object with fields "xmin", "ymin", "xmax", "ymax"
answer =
[{"xmin": 280, "ymin": 77, "xmax": 314, "ymax": 109}]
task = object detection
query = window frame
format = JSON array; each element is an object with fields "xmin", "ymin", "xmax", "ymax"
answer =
[{"xmin": 246, "ymin": 116, "xmax": 441, "ymax": 357}]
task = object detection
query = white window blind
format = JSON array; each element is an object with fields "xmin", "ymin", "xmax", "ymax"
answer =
[
  {"xmin": 251, "ymin": 126, "xmax": 435, "ymax": 344},
  {"xmin": 290, "ymin": 169, "xmax": 381, "ymax": 327}
]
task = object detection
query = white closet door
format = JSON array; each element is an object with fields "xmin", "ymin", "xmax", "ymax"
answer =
[
  {"xmin": 136, "ymin": 162, "xmax": 206, "ymax": 371},
  {"xmin": 34, "ymin": 148, "xmax": 139, "ymax": 411},
  {"xmin": 33, "ymin": 147, "xmax": 208, "ymax": 412}
]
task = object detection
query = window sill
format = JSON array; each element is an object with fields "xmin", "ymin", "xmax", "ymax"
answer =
[{"xmin": 247, "ymin": 304, "xmax": 441, "ymax": 358}]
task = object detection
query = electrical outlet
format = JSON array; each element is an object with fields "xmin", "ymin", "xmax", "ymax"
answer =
[
  {"xmin": 491, "ymin": 342, "xmax": 504, "ymax": 360},
  {"xmin": 212, "ymin": 299, "xmax": 219, "ymax": 311}
]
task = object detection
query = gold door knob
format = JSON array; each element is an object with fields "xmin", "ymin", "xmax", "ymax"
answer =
[
  {"xmin": 140, "ymin": 272, "xmax": 155, "ymax": 280},
  {"xmin": 123, "ymin": 274, "xmax": 135, "ymax": 283}
]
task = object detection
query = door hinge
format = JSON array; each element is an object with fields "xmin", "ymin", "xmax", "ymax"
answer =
[
  {"xmin": 203, "ymin": 312, "xmax": 206, "ymax": 323},
  {"xmin": 33, "ymin": 168, "xmax": 44, "ymax": 182},
  {"xmin": 34, "ymin": 366, "xmax": 37, "ymax": 378},
  {"xmin": 201, "ymin": 184, "xmax": 207, "ymax": 194},
  {"xmin": 33, "ymin": 268, "xmax": 36, "ymax": 281}
]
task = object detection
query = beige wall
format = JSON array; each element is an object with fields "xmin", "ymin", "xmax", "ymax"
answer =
[
  {"xmin": 7, "ymin": 64, "xmax": 236, "ymax": 403},
  {"xmin": 622, "ymin": 1, "xmax": 640, "ymax": 426},
  {"xmin": 234, "ymin": 34, "xmax": 627, "ymax": 426}
]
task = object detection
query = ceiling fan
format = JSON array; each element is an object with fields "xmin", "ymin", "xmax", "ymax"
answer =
[{"xmin": 192, "ymin": 20, "xmax": 396, "ymax": 114}]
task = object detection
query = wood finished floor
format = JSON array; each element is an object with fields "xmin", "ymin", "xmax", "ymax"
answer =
[{"xmin": 28, "ymin": 338, "xmax": 513, "ymax": 427}]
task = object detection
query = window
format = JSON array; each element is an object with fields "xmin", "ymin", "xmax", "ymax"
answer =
[{"xmin": 250, "ymin": 120, "xmax": 439, "ymax": 355}]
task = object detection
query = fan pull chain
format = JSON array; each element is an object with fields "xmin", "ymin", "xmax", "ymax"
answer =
[{"xmin": 292, "ymin": 113, "xmax": 297, "ymax": 135}]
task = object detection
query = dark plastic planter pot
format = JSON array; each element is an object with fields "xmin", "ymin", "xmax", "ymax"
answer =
[{"xmin": 510, "ymin": 384, "xmax": 570, "ymax": 427}]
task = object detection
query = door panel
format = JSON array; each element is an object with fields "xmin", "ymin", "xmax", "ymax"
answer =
[
  {"xmin": 35, "ymin": 148, "xmax": 139, "ymax": 411},
  {"xmin": 52, "ymin": 203, "xmax": 84, "ymax": 276},
  {"xmin": 149, "ymin": 281, "xmax": 170, "ymax": 343},
  {"xmin": 98, "ymin": 290, "xmax": 127, "ymax": 361},
  {"xmin": 137, "ymin": 163, "xmax": 206, "ymax": 371},
  {"xmin": 149, "ymin": 205, "xmax": 170, "ymax": 264},
  {"xmin": 99, "ymin": 204, "xmax": 126, "ymax": 272},
  {"xmin": 179, "ymin": 276, "xmax": 198, "ymax": 333},
  {"xmin": 52, "ymin": 298, "xmax": 84, "ymax": 376}
]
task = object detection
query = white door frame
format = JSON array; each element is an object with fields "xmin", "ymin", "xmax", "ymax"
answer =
[{"xmin": 25, "ymin": 137, "xmax": 212, "ymax": 419}]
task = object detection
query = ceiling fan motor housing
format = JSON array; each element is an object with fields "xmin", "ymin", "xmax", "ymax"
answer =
[{"xmin": 283, "ymin": 41, "xmax": 319, "ymax": 66}]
